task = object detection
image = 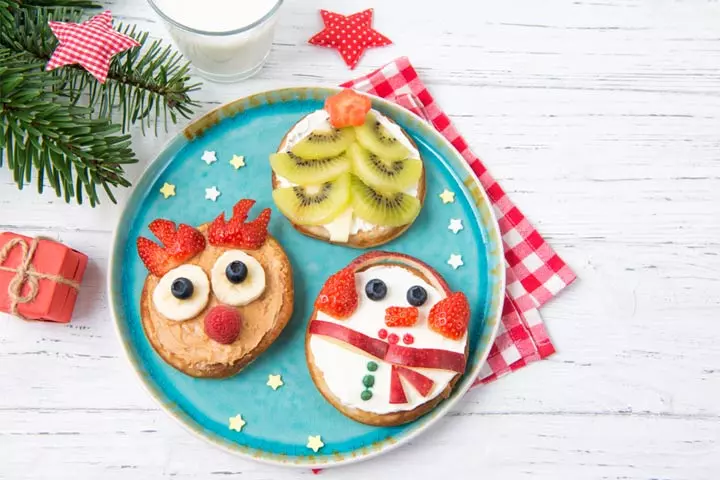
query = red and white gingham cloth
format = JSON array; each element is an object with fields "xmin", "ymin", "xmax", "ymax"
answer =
[
  {"xmin": 46, "ymin": 11, "xmax": 139, "ymax": 84},
  {"xmin": 342, "ymin": 57, "xmax": 576, "ymax": 384}
]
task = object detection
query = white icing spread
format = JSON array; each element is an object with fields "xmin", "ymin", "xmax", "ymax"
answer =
[
  {"xmin": 325, "ymin": 208, "xmax": 353, "ymax": 242},
  {"xmin": 276, "ymin": 109, "xmax": 421, "ymax": 237},
  {"xmin": 309, "ymin": 265, "xmax": 467, "ymax": 414}
]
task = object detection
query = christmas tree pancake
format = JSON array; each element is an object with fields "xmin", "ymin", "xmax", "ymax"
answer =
[
  {"xmin": 306, "ymin": 251, "xmax": 470, "ymax": 426},
  {"xmin": 136, "ymin": 199, "xmax": 293, "ymax": 378},
  {"xmin": 270, "ymin": 89, "xmax": 426, "ymax": 248}
]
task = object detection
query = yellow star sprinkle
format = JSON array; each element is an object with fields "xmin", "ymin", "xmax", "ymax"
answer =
[
  {"xmin": 229, "ymin": 155, "xmax": 246, "ymax": 169},
  {"xmin": 266, "ymin": 374, "xmax": 284, "ymax": 391},
  {"xmin": 159, "ymin": 182, "xmax": 176, "ymax": 199},
  {"xmin": 306, "ymin": 435, "xmax": 324, "ymax": 453},
  {"xmin": 439, "ymin": 189, "xmax": 455, "ymax": 204},
  {"xmin": 228, "ymin": 414, "xmax": 246, "ymax": 432}
]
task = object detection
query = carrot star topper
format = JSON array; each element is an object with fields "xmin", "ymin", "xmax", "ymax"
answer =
[
  {"xmin": 308, "ymin": 9, "xmax": 392, "ymax": 69},
  {"xmin": 46, "ymin": 11, "xmax": 140, "ymax": 83}
]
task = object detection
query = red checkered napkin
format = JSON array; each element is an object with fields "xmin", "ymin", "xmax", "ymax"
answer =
[{"xmin": 342, "ymin": 57, "xmax": 576, "ymax": 384}]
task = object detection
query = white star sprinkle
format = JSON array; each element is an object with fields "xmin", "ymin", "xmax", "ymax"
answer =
[
  {"xmin": 447, "ymin": 254, "xmax": 464, "ymax": 270},
  {"xmin": 201, "ymin": 150, "xmax": 217, "ymax": 165},
  {"xmin": 448, "ymin": 218, "xmax": 464, "ymax": 234},
  {"xmin": 205, "ymin": 186, "xmax": 221, "ymax": 202}
]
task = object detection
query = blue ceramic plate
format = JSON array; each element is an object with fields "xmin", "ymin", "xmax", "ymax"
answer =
[{"xmin": 108, "ymin": 87, "xmax": 504, "ymax": 468}]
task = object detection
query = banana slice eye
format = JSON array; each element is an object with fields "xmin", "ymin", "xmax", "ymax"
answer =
[
  {"xmin": 153, "ymin": 264, "xmax": 210, "ymax": 321},
  {"xmin": 211, "ymin": 250, "xmax": 266, "ymax": 307}
]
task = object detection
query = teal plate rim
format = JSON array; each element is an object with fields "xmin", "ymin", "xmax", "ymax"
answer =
[{"xmin": 107, "ymin": 86, "xmax": 505, "ymax": 468}]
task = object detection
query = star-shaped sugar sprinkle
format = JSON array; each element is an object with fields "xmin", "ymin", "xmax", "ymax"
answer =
[
  {"xmin": 205, "ymin": 186, "xmax": 221, "ymax": 202},
  {"xmin": 229, "ymin": 155, "xmax": 246, "ymax": 169},
  {"xmin": 201, "ymin": 150, "xmax": 217, "ymax": 165},
  {"xmin": 308, "ymin": 9, "xmax": 392, "ymax": 69},
  {"xmin": 439, "ymin": 189, "xmax": 456, "ymax": 204},
  {"xmin": 159, "ymin": 182, "xmax": 176, "ymax": 199},
  {"xmin": 448, "ymin": 218, "xmax": 463, "ymax": 234},
  {"xmin": 447, "ymin": 254, "xmax": 464, "ymax": 270},
  {"xmin": 306, "ymin": 435, "xmax": 325, "ymax": 453},
  {"xmin": 266, "ymin": 374, "xmax": 284, "ymax": 390},
  {"xmin": 228, "ymin": 414, "xmax": 246, "ymax": 432},
  {"xmin": 46, "ymin": 11, "xmax": 140, "ymax": 83}
]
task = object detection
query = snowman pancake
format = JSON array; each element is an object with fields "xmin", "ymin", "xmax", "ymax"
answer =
[{"xmin": 306, "ymin": 251, "xmax": 470, "ymax": 426}]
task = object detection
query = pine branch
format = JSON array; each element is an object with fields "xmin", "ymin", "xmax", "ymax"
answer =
[
  {"xmin": 77, "ymin": 24, "xmax": 202, "ymax": 134},
  {"xmin": 0, "ymin": 0, "xmax": 201, "ymax": 205},
  {"xmin": 0, "ymin": 3, "xmax": 201, "ymax": 134},
  {"xmin": 0, "ymin": 49, "xmax": 136, "ymax": 206}
]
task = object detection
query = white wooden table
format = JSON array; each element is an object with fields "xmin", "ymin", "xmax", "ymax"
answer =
[{"xmin": 2, "ymin": 0, "xmax": 719, "ymax": 478}]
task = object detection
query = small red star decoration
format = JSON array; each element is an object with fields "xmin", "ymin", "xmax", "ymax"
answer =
[
  {"xmin": 46, "ymin": 11, "xmax": 140, "ymax": 84},
  {"xmin": 308, "ymin": 9, "xmax": 392, "ymax": 69}
]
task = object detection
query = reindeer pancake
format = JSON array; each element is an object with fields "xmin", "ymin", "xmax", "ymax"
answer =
[
  {"xmin": 306, "ymin": 251, "xmax": 470, "ymax": 426},
  {"xmin": 136, "ymin": 199, "xmax": 293, "ymax": 378}
]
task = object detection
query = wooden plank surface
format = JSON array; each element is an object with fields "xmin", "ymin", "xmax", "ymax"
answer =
[{"xmin": 1, "ymin": 0, "xmax": 719, "ymax": 478}]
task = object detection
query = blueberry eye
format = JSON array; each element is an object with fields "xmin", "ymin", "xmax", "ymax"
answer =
[
  {"xmin": 171, "ymin": 277, "xmax": 194, "ymax": 300},
  {"xmin": 225, "ymin": 260, "xmax": 248, "ymax": 284},
  {"xmin": 365, "ymin": 279, "xmax": 387, "ymax": 301},
  {"xmin": 406, "ymin": 285, "xmax": 427, "ymax": 306}
]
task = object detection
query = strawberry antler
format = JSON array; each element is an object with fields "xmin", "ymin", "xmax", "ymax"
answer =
[
  {"xmin": 137, "ymin": 220, "xmax": 206, "ymax": 276},
  {"xmin": 208, "ymin": 199, "xmax": 272, "ymax": 249}
]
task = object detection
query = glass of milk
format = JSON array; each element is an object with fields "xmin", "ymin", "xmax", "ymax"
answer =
[{"xmin": 147, "ymin": 0, "xmax": 283, "ymax": 82}]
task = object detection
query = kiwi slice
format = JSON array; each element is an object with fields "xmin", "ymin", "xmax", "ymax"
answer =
[
  {"xmin": 355, "ymin": 113, "xmax": 411, "ymax": 161},
  {"xmin": 290, "ymin": 127, "xmax": 355, "ymax": 160},
  {"xmin": 349, "ymin": 143, "xmax": 422, "ymax": 192},
  {"xmin": 270, "ymin": 152, "xmax": 351, "ymax": 185},
  {"xmin": 350, "ymin": 175, "xmax": 421, "ymax": 227},
  {"xmin": 273, "ymin": 173, "xmax": 351, "ymax": 226}
]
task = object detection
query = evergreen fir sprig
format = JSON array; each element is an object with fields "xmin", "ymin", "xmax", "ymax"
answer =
[
  {"xmin": 1, "ymin": 49, "xmax": 136, "ymax": 206},
  {"xmin": 0, "ymin": 0, "xmax": 201, "ymax": 205}
]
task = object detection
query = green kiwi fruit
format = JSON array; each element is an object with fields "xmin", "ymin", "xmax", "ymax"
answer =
[
  {"xmin": 348, "ymin": 143, "xmax": 422, "ymax": 192},
  {"xmin": 273, "ymin": 173, "xmax": 351, "ymax": 225},
  {"xmin": 349, "ymin": 174, "xmax": 421, "ymax": 227},
  {"xmin": 354, "ymin": 113, "xmax": 411, "ymax": 161},
  {"xmin": 270, "ymin": 152, "xmax": 351, "ymax": 185},
  {"xmin": 290, "ymin": 127, "xmax": 355, "ymax": 160}
]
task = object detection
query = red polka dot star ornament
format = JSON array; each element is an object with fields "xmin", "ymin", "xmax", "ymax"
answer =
[
  {"xmin": 46, "ymin": 11, "xmax": 140, "ymax": 84},
  {"xmin": 308, "ymin": 9, "xmax": 392, "ymax": 69}
]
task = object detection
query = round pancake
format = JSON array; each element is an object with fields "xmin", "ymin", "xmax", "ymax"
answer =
[{"xmin": 140, "ymin": 226, "xmax": 293, "ymax": 378}]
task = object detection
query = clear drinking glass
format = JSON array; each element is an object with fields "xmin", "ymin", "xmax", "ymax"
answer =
[{"xmin": 147, "ymin": 0, "xmax": 283, "ymax": 83}]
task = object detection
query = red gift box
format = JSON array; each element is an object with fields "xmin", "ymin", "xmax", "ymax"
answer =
[{"xmin": 0, "ymin": 232, "xmax": 87, "ymax": 323}]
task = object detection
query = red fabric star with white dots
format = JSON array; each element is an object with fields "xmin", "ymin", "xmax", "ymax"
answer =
[
  {"xmin": 308, "ymin": 9, "xmax": 392, "ymax": 69},
  {"xmin": 46, "ymin": 11, "xmax": 140, "ymax": 84}
]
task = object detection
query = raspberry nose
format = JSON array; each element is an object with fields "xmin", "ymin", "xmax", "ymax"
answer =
[
  {"xmin": 384, "ymin": 306, "xmax": 419, "ymax": 327},
  {"xmin": 204, "ymin": 305, "xmax": 241, "ymax": 344}
]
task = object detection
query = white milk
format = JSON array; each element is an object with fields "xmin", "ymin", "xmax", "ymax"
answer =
[{"xmin": 149, "ymin": 0, "xmax": 282, "ymax": 82}]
